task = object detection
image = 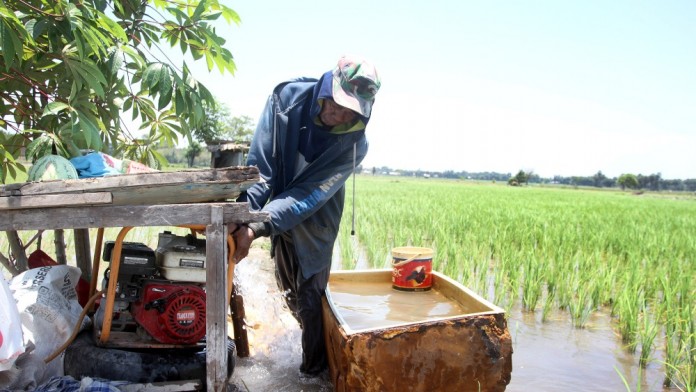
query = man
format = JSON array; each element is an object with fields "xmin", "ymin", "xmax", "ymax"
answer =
[{"xmin": 230, "ymin": 55, "xmax": 381, "ymax": 376}]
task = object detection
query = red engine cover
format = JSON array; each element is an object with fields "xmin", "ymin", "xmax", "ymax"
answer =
[{"xmin": 131, "ymin": 281, "xmax": 206, "ymax": 344}]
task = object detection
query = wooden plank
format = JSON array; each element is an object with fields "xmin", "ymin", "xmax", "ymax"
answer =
[
  {"xmin": 0, "ymin": 203, "xmax": 269, "ymax": 231},
  {"xmin": 205, "ymin": 205, "xmax": 228, "ymax": 391},
  {"xmin": 0, "ymin": 166, "xmax": 259, "ymax": 197},
  {"xmin": 94, "ymin": 330, "xmax": 204, "ymax": 350},
  {"xmin": 107, "ymin": 182, "xmax": 249, "ymax": 206},
  {"xmin": 0, "ymin": 183, "xmax": 23, "ymax": 195},
  {"xmin": 119, "ymin": 379, "xmax": 203, "ymax": 392},
  {"xmin": 0, "ymin": 192, "xmax": 113, "ymax": 210}
]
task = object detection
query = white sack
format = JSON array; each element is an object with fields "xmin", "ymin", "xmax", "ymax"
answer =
[{"xmin": 5, "ymin": 265, "xmax": 90, "ymax": 389}]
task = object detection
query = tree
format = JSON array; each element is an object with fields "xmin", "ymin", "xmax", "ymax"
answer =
[
  {"xmin": 0, "ymin": 0, "xmax": 240, "ymax": 183},
  {"xmin": 185, "ymin": 141, "xmax": 202, "ymax": 167},
  {"xmin": 224, "ymin": 115, "xmax": 255, "ymax": 143},
  {"xmin": 191, "ymin": 100, "xmax": 254, "ymax": 144},
  {"xmin": 0, "ymin": 0, "xmax": 239, "ymax": 277},
  {"xmin": 191, "ymin": 99, "xmax": 230, "ymax": 143},
  {"xmin": 508, "ymin": 170, "xmax": 530, "ymax": 186},
  {"xmin": 684, "ymin": 179, "xmax": 696, "ymax": 192},
  {"xmin": 593, "ymin": 171, "xmax": 607, "ymax": 187},
  {"xmin": 617, "ymin": 173, "xmax": 639, "ymax": 190}
]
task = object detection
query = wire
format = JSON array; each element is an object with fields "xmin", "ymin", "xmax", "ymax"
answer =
[{"xmin": 351, "ymin": 142, "xmax": 356, "ymax": 236}]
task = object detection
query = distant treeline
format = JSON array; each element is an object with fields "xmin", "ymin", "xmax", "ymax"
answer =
[
  {"xmin": 369, "ymin": 167, "xmax": 696, "ymax": 192},
  {"xmin": 157, "ymin": 148, "xmax": 694, "ymax": 193}
]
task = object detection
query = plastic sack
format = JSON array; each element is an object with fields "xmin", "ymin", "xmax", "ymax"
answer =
[
  {"xmin": 70, "ymin": 152, "xmax": 157, "ymax": 178},
  {"xmin": 28, "ymin": 250, "xmax": 90, "ymax": 307},
  {"xmin": 0, "ymin": 277, "xmax": 23, "ymax": 372},
  {"xmin": 5, "ymin": 265, "xmax": 90, "ymax": 390}
]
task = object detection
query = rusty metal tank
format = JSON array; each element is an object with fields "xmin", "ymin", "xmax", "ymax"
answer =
[{"xmin": 322, "ymin": 269, "xmax": 512, "ymax": 392}]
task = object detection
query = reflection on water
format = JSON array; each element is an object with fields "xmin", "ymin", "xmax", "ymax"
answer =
[
  {"xmin": 230, "ymin": 245, "xmax": 678, "ymax": 392},
  {"xmin": 328, "ymin": 280, "xmax": 474, "ymax": 331},
  {"xmin": 506, "ymin": 306, "xmax": 677, "ymax": 392}
]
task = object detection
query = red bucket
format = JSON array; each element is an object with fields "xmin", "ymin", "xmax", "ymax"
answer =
[{"xmin": 391, "ymin": 247, "xmax": 433, "ymax": 291}]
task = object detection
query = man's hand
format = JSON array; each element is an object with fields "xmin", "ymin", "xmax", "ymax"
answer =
[{"xmin": 229, "ymin": 224, "xmax": 255, "ymax": 264}]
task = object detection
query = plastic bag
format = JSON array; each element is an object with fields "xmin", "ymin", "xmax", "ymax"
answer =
[{"xmin": 0, "ymin": 277, "xmax": 23, "ymax": 372}]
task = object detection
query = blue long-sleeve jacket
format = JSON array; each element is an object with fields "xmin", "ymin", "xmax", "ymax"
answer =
[{"xmin": 239, "ymin": 77, "xmax": 369, "ymax": 278}]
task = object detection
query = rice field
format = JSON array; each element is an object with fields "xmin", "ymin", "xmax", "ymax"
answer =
[
  {"xmin": 337, "ymin": 175, "xmax": 695, "ymax": 391},
  {"xmin": 1, "ymin": 174, "xmax": 693, "ymax": 390}
]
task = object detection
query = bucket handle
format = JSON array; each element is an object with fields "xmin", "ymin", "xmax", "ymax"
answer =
[{"xmin": 392, "ymin": 253, "xmax": 423, "ymax": 268}]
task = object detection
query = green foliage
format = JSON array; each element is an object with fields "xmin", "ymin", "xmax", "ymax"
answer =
[
  {"xmin": 185, "ymin": 141, "xmax": 202, "ymax": 167},
  {"xmin": 225, "ymin": 115, "xmax": 255, "ymax": 143},
  {"xmin": 192, "ymin": 99, "xmax": 228, "ymax": 143},
  {"xmin": 0, "ymin": 0, "xmax": 239, "ymax": 182},
  {"xmin": 618, "ymin": 173, "xmax": 639, "ymax": 190},
  {"xmin": 191, "ymin": 99, "xmax": 255, "ymax": 144},
  {"xmin": 508, "ymin": 169, "xmax": 531, "ymax": 186},
  {"xmin": 157, "ymin": 146, "xmax": 207, "ymax": 167},
  {"xmin": 0, "ymin": 131, "xmax": 24, "ymax": 183}
]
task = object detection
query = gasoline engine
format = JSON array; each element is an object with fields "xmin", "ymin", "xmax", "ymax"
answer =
[{"xmin": 95, "ymin": 231, "xmax": 208, "ymax": 345}]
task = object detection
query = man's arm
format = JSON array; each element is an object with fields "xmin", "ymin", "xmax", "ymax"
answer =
[
  {"xmin": 231, "ymin": 137, "xmax": 367, "ymax": 262},
  {"xmin": 262, "ymin": 136, "xmax": 367, "ymax": 234}
]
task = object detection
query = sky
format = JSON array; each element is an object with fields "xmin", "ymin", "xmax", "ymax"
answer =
[{"xmin": 179, "ymin": 1, "xmax": 696, "ymax": 179}]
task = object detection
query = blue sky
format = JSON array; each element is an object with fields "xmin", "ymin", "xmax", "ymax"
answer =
[{"xmin": 184, "ymin": 1, "xmax": 695, "ymax": 179}]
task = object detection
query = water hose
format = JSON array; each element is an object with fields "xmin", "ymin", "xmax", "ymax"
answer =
[{"xmin": 44, "ymin": 290, "xmax": 103, "ymax": 364}]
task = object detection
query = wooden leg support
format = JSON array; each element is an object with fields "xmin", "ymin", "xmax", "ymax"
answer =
[
  {"xmin": 225, "ymin": 231, "xmax": 250, "ymax": 358},
  {"xmin": 230, "ymin": 286, "xmax": 249, "ymax": 357}
]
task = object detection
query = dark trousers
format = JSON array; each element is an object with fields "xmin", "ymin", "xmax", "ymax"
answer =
[{"xmin": 273, "ymin": 234, "xmax": 330, "ymax": 375}]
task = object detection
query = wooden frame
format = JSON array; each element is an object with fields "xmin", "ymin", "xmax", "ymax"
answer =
[{"xmin": 0, "ymin": 202, "xmax": 267, "ymax": 391}]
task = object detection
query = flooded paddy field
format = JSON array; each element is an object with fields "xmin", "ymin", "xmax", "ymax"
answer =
[{"xmin": 230, "ymin": 245, "xmax": 679, "ymax": 392}]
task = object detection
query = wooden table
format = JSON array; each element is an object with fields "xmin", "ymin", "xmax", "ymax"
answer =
[{"xmin": 0, "ymin": 168, "xmax": 268, "ymax": 391}]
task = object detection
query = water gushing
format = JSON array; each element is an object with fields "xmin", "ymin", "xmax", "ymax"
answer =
[{"xmin": 228, "ymin": 247, "xmax": 332, "ymax": 391}]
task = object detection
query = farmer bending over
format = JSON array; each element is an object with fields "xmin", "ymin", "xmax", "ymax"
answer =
[{"xmin": 230, "ymin": 55, "xmax": 381, "ymax": 376}]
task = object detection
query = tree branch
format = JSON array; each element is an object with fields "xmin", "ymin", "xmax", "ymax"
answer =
[
  {"xmin": 0, "ymin": 250, "xmax": 22, "ymax": 277},
  {"xmin": 6, "ymin": 231, "xmax": 28, "ymax": 272}
]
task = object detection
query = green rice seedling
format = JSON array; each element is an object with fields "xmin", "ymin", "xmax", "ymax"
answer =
[
  {"xmin": 661, "ymin": 276, "xmax": 680, "ymax": 388},
  {"xmin": 679, "ymin": 305, "xmax": 695, "ymax": 392},
  {"xmin": 590, "ymin": 252, "xmax": 617, "ymax": 307},
  {"xmin": 617, "ymin": 288, "xmax": 641, "ymax": 353},
  {"xmin": 661, "ymin": 358, "xmax": 694, "ymax": 392},
  {"xmin": 569, "ymin": 279, "xmax": 594, "ymax": 328},
  {"xmin": 542, "ymin": 284, "xmax": 556, "ymax": 322},
  {"xmin": 662, "ymin": 327, "xmax": 695, "ymax": 392},
  {"xmin": 638, "ymin": 303, "xmax": 659, "ymax": 368},
  {"xmin": 615, "ymin": 364, "xmax": 644, "ymax": 392},
  {"xmin": 493, "ymin": 260, "xmax": 510, "ymax": 309},
  {"xmin": 521, "ymin": 253, "xmax": 543, "ymax": 311},
  {"xmin": 564, "ymin": 257, "xmax": 595, "ymax": 328},
  {"xmin": 555, "ymin": 261, "xmax": 576, "ymax": 311}
]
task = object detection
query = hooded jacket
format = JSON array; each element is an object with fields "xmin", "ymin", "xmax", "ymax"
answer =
[{"xmin": 239, "ymin": 73, "xmax": 370, "ymax": 278}]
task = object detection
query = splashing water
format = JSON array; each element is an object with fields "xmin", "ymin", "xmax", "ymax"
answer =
[{"xmin": 228, "ymin": 246, "xmax": 333, "ymax": 392}]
